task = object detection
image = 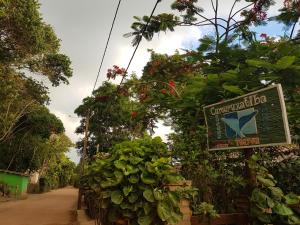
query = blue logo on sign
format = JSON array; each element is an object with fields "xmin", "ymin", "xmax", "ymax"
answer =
[{"xmin": 221, "ymin": 108, "xmax": 258, "ymax": 138}]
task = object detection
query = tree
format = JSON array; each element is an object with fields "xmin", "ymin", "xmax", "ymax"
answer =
[
  {"xmin": 75, "ymin": 82, "xmax": 147, "ymax": 158},
  {"xmin": 0, "ymin": 0, "xmax": 72, "ymax": 86}
]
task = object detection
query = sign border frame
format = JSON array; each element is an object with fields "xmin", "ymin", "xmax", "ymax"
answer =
[{"xmin": 203, "ymin": 84, "xmax": 291, "ymax": 151}]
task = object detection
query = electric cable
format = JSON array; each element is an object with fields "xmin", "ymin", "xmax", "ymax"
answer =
[
  {"xmin": 119, "ymin": 0, "xmax": 161, "ymax": 85},
  {"xmin": 92, "ymin": 0, "xmax": 122, "ymax": 92}
]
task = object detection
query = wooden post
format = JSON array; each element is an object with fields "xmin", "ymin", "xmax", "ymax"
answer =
[{"xmin": 244, "ymin": 148, "xmax": 256, "ymax": 194}]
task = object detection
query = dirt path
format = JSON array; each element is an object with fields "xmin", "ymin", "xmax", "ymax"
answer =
[{"xmin": 0, "ymin": 187, "xmax": 78, "ymax": 225}]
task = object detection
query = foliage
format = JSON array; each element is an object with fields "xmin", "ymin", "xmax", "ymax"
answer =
[
  {"xmin": 75, "ymin": 82, "xmax": 147, "ymax": 158},
  {"xmin": 42, "ymin": 155, "xmax": 76, "ymax": 191},
  {"xmin": 0, "ymin": 0, "xmax": 74, "ymax": 182},
  {"xmin": 81, "ymin": 137, "xmax": 184, "ymax": 225},
  {"xmin": 193, "ymin": 202, "xmax": 219, "ymax": 219},
  {"xmin": 249, "ymin": 154, "xmax": 300, "ymax": 225},
  {"xmin": 0, "ymin": 0, "xmax": 72, "ymax": 86},
  {"xmin": 0, "ymin": 106, "xmax": 68, "ymax": 172}
]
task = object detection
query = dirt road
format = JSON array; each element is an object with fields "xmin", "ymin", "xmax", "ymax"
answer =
[{"xmin": 0, "ymin": 187, "xmax": 78, "ymax": 225}]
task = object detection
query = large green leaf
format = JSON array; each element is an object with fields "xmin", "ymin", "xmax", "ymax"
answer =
[
  {"xmin": 273, "ymin": 203, "xmax": 294, "ymax": 216},
  {"xmin": 128, "ymin": 192, "xmax": 139, "ymax": 203},
  {"xmin": 153, "ymin": 188, "xmax": 165, "ymax": 201},
  {"xmin": 287, "ymin": 215, "xmax": 300, "ymax": 225},
  {"xmin": 141, "ymin": 172, "xmax": 156, "ymax": 184},
  {"xmin": 257, "ymin": 175, "xmax": 275, "ymax": 187},
  {"xmin": 143, "ymin": 189, "xmax": 155, "ymax": 202},
  {"xmin": 123, "ymin": 164, "xmax": 139, "ymax": 176},
  {"xmin": 138, "ymin": 215, "xmax": 153, "ymax": 225},
  {"xmin": 157, "ymin": 200, "xmax": 172, "ymax": 221},
  {"xmin": 276, "ymin": 56, "xmax": 296, "ymax": 70},
  {"xmin": 129, "ymin": 174, "xmax": 139, "ymax": 183},
  {"xmin": 143, "ymin": 202, "xmax": 152, "ymax": 215},
  {"xmin": 251, "ymin": 189, "xmax": 274, "ymax": 208},
  {"xmin": 114, "ymin": 160, "xmax": 127, "ymax": 169},
  {"xmin": 269, "ymin": 187, "xmax": 284, "ymax": 200},
  {"xmin": 168, "ymin": 191, "xmax": 180, "ymax": 206},
  {"xmin": 284, "ymin": 193, "xmax": 300, "ymax": 205},
  {"xmin": 111, "ymin": 190, "xmax": 124, "ymax": 205},
  {"xmin": 123, "ymin": 185, "xmax": 133, "ymax": 197},
  {"xmin": 129, "ymin": 156, "xmax": 143, "ymax": 165},
  {"xmin": 167, "ymin": 211, "xmax": 183, "ymax": 224}
]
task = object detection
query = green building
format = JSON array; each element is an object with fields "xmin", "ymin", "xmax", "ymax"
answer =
[{"xmin": 0, "ymin": 170, "xmax": 29, "ymax": 198}]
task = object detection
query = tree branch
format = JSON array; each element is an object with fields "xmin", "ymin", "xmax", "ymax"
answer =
[
  {"xmin": 230, "ymin": 3, "xmax": 254, "ymax": 20},
  {"xmin": 224, "ymin": 0, "xmax": 238, "ymax": 42}
]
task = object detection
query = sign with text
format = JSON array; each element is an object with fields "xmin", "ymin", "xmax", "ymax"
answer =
[{"xmin": 204, "ymin": 84, "xmax": 291, "ymax": 150}]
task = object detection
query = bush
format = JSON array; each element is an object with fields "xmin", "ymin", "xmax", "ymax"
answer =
[{"xmin": 81, "ymin": 137, "xmax": 185, "ymax": 225}]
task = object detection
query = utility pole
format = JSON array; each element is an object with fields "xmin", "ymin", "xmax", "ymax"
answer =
[{"xmin": 77, "ymin": 111, "xmax": 90, "ymax": 209}]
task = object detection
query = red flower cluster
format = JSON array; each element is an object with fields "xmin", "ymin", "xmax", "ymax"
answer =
[
  {"xmin": 161, "ymin": 80, "xmax": 176, "ymax": 96},
  {"xmin": 107, "ymin": 65, "xmax": 126, "ymax": 80}
]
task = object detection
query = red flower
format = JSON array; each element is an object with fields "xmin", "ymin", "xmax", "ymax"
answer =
[
  {"xmin": 161, "ymin": 89, "xmax": 168, "ymax": 94},
  {"xmin": 131, "ymin": 111, "xmax": 138, "ymax": 119},
  {"xmin": 169, "ymin": 80, "xmax": 176, "ymax": 87}
]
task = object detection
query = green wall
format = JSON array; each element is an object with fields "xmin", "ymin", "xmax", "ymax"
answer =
[{"xmin": 0, "ymin": 170, "xmax": 29, "ymax": 197}]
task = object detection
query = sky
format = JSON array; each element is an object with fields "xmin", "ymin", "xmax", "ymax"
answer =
[{"xmin": 38, "ymin": 0, "xmax": 286, "ymax": 163}]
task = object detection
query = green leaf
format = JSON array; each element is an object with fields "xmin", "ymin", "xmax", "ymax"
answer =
[
  {"xmin": 223, "ymin": 84, "xmax": 244, "ymax": 95},
  {"xmin": 165, "ymin": 174, "xmax": 183, "ymax": 184},
  {"xmin": 276, "ymin": 56, "xmax": 296, "ymax": 69},
  {"xmin": 251, "ymin": 189, "xmax": 273, "ymax": 208},
  {"xmin": 128, "ymin": 192, "xmax": 139, "ymax": 203},
  {"xmin": 120, "ymin": 202, "xmax": 132, "ymax": 210},
  {"xmin": 168, "ymin": 191, "xmax": 180, "ymax": 206},
  {"xmin": 143, "ymin": 189, "xmax": 155, "ymax": 203},
  {"xmin": 157, "ymin": 200, "xmax": 172, "ymax": 221},
  {"xmin": 269, "ymin": 187, "xmax": 284, "ymax": 200},
  {"xmin": 138, "ymin": 215, "xmax": 153, "ymax": 225},
  {"xmin": 167, "ymin": 211, "xmax": 183, "ymax": 224},
  {"xmin": 129, "ymin": 156, "xmax": 143, "ymax": 165},
  {"xmin": 111, "ymin": 190, "xmax": 123, "ymax": 205},
  {"xmin": 141, "ymin": 172, "xmax": 156, "ymax": 184},
  {"xmin": 273, "ymin": 203, "xmax": 294, "ymax": 216},
  {"xmin": 287, "ymin": 215, "xmax": 300, "ymax": 225},
  {"xmin": 257, "ymin": 175, "xmax": 275, "ymax": 187},
  {"xmin": 100, "ymin": 191, "xmax": 111, "ymax": 199},
  {"xmin": 123, "ymin": 164, "xmax": 139, "ymax": 176},
  {"xmin": 143, "ymin": 202, "xmax": 152, "ymax": 215},
  {"xmin": 123, "ymin": 185, "xmax": 133, "ymax": 197},
  {"xmin": 114, "ymin": 160, "xmax": 127, "ymax": 169},
  {"xmin": 284, "ymin": 193, "xmax": 300, "ymax": 205},
  {"xmin": 129, "ymin": 174, "xmax": 139, "ymax": 183},
  {"xmin": 153, "ymin": 188, "xmax": 165, "ymax": 201}
]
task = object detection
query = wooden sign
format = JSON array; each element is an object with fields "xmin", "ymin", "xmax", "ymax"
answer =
[{"xmin": 203, "ymin": 84, "xmax": 291, "ymax": 150}]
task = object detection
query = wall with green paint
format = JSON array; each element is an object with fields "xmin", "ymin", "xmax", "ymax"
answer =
[{"xmin": 0, "ymin": 170, "xmax": 29, "ymax": 197}]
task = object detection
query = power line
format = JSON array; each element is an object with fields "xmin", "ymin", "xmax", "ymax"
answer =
[
  {"xmin": 92, "ymin": 0, "xmax": 122, "ymax": 92},
  {"xmin": 119, "ymin": 0, "xmax": 161, "ymax": 85}
]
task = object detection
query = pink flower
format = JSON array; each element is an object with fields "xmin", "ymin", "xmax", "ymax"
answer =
[{"xmin": 260, "ymin": 33, "xmax": 268, "ymax": 39}]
